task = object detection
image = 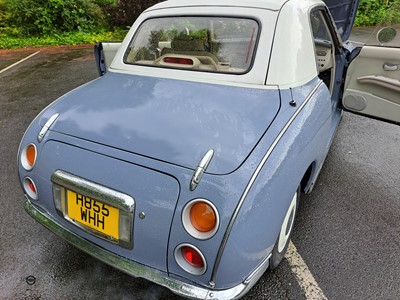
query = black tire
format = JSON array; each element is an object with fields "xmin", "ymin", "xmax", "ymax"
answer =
[{"xmin": 269, "ymin": 185, "xmax": 300, "ymax": 269}]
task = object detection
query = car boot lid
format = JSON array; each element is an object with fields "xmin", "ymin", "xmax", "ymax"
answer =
[{"xmin": 40, "ymin": 73, "xmax": 280, "ymax": 175}]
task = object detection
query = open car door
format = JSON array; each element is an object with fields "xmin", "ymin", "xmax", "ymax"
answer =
[
  {"xmin": 94, "ymin": 42, "xmax": 121, "ymax": 76},
  {"xmin": 343, "ymin": 4, "xmax": 400, "ymax": 124}
]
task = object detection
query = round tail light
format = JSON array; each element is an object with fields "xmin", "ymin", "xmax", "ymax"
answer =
[
  {"xmin": 190, "ymin": 201, "xmax": 217, "ymax": 232},
  {"xmin": 23, "ymin": 177, "xmax": 38, "ymax": 200},
  {"xmin": 21, "ymin": 144, "xmax": 37, "ymax": 171},
  {"xmin": 174, "ymin": 244, "xmax": 206, "ymax": 275},
  {"xmin": 182, "ymin": 199, "xmax": 219, "ymax": 239},
  {"xmin": 182, "ymin": 246, "xmax": 204, "ymax": 268}
]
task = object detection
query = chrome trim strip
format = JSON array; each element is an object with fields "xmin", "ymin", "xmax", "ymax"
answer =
[
  {"xmin": 210, "ymin": 80, "xmax": 324, "ymax": 283},
  {"xmin": 51, "ymin": 170, "xmax": 134, "ymax": 212},
  {"xmin": 37, "ymin": 113, "xmax": 59, "ymax": 142},
  {"xmin": 190, "ymin": 149, "xmax": 214, "ymax": 191},
  {"xmin": 25, "ymin": 200, "xmax": 265, "ymax": 300},
  {"xmin": 244, "ymin": 254, "xmax": 271, "ymax": 285}
]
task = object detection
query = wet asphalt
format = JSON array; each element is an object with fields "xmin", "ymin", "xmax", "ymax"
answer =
[{"xmin": 0, "ymin": 36, "xmax": 399, "ymax": 299}]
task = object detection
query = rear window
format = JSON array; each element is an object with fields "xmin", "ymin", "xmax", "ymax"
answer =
[{"xmin": 124, "ymin": 17, "xmax": 259, "ymax": 74}]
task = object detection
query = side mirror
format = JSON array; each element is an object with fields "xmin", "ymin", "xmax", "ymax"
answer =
[{"xmin": 377, "ymin": 27, "xmax": 397, "ymax": 44}]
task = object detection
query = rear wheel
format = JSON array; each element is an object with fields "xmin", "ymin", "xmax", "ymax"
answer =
[{"xmin": 269, "ymin": 186, "xmax": 300, "ymax": 269}]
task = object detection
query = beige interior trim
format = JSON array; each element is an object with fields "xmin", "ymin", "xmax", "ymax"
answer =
[
  {"xmin": 344, "ymin": 45, "xmax": 400, "ymax": 122},
  {"xmin": 345, "ymin": 46, "xmax": 400, "ymax": 90},
  {"xmin": 343, "ymin": 89, "xmax": 400, "ymax": 123},
  {"xmin": 358, "ymin": 75, "xmax": 400, "ymax": 92}
]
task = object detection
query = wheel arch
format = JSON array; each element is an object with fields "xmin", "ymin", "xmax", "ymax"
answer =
[{"xmin": 301, "ymin": 162, "xmax": 316, "ymax": 194}]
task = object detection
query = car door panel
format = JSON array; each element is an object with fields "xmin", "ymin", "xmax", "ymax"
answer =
[
  {"xmin": 343, "ymin": 45, "xmax": 400, "ymax": 123},
  {"xmin": 94, "ymin": 42, "xmax": 121, "ymax": 76}
]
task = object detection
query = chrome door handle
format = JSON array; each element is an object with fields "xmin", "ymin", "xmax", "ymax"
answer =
[{"xmin": 383, "ymin": 63, "xmax": 400, "ymax": 71}]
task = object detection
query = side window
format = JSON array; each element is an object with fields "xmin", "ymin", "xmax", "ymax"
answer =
[
  {"xmin": 310, "ymin": 10, "xmax": 335, "ymax": 92},
  {"xmin": 311, "ymin": 11, "xmax": 330, "ymax": 41}
]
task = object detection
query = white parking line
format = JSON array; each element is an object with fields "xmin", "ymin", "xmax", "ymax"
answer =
[
  {"xmin": 0, "ymin": 51, "xmax": 40, "ymax": 74},
  {"xmin": 287, "ymin": 241, "xmax": 328, "ymax": 300}
]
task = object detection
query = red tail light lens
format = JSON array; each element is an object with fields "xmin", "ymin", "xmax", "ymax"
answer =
[
  {"xmin": 181, "ymin": 246, "xmax": 204, "ymax": 268},
  {"xmin": 163, "ymin": 57, "xmax": 194, "ymax": 65},
  {"xmin": 23, "ymin": 177, "xmax": 38, "ymax": 200},
  {"xmin": 29, "ymin": 180, "xmax": 36, "ymax": 193},
  {"xmin": 174, "ymin": 244, "xmax": 206, "ymax": 275}
]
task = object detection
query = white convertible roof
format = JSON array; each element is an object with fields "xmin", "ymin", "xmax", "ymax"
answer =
[
  {"xmin": 111, "ymin": 0, "xmax": 329, "ymax": 88},
  {"xmin": 147, "ymin": 0, "xmax": 289, "ymax": 12}
]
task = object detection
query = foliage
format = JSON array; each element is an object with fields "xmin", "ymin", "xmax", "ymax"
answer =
[
  {"xmin": 0, "ymin": 0, "xmax": 10, "ymax": 30},
  {"xmin": 103, "ymin": 0, "xmax": 162, "ymax": 29},
  {"xmin": 172, "ymin": 29, "xmax": 208, "ymax": 41},
  {"xmin": 380, "ymin": 1, "xmax": 400, "ymax": 25},
  {"xmin": 354, "ymin": 0, "xmax": 399, "ymax": 26},
  {"xmin": 5, "ymin": 0, "xmax": 111, "ymax": 35},
  {"xmin": 0, "ymin": 29, "xmax": 127, "ymax": 49},
  {"xmin": 1, "ymin": 0, "xmax": 400, "ymax": 50}
]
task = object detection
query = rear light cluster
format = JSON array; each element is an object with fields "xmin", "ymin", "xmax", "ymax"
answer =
[
  {"xmin": 175, "ymin": 199, "xmax": 219, "ymax": 276},
  {"xmin": 174, "ymin": 244, "xmax": 207, "ymax": 275},
  {"xmin": 182, "ymin": 246, "xmax": 204, "ymax": 268},
  {"xmin": 182, "ymin": 199, "xmax": 219, "ymax": 240},
  {"xmin": 20, "ymin": 143, "xmax": 38, "ymax": 200},
  {"xmin": 23, "ymin": 177, "xmax": 38, "ymax": 200},
  {"xmin": 21, "ymin": 143, "xmax": 37, "ymax": 171}
]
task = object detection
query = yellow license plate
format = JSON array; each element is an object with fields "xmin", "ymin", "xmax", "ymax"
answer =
[{"xmin": 67, "ymin": 190, "xmax": 119, "ymax": 240}]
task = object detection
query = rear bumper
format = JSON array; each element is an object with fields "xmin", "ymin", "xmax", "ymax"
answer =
[{"xmin": 25, "ymin": 199, "xmax": 269, "ymax": 300}]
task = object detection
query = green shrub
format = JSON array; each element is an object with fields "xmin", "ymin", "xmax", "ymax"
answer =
[
  {"xmin": 354, "ymin": 0, "xmax": 399, "ymax": 26},
  {"xmin": 103, "ymin": 0, "xmax": 162, "ymax": 29},
  {"xmin": 0, "ymin": 0, "xmax": 10, "ymax": 28},
  {"xmin": 381, "ymin": 1, "xmax": 400, "ymax": 25},
  {"xmin": 6, "ymin": 0, "xmax": 109, "ymax": 35}
]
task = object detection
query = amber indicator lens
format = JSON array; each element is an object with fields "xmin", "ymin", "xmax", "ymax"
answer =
[
  {"xmin": 181, "ymin": 246, "xmax": 204, "ymax": 268},
  {"xmin": 190, "ymin": 201, "xmax": 216, "ymax": 232},
  {"xmin": 26, "ymin": 144, "xmax": 36, "ymax": 167},
  {"xmin": 21, "ymin": 143, "xmax": 37, "ymax": 171}
]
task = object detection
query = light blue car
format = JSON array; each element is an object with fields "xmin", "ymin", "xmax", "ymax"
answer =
[{"xmin": 18, "ymin": 0, "xmax": 400, "ymax": 299}]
